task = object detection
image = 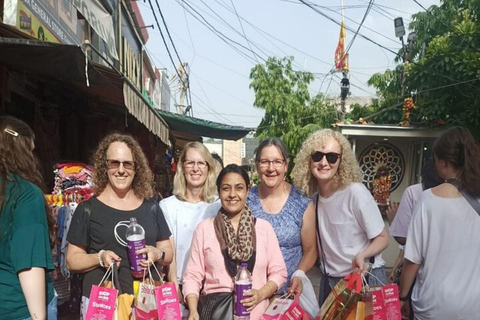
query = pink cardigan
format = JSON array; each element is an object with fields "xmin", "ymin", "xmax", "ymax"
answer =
[{"xmin": 182, "ymin": 217, "xmax": 287, "ymax": 320}]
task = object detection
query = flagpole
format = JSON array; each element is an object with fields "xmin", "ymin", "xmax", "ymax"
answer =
[{"xmin": 339, "ymin": 0, "xmax": 349, "ymax": 121}]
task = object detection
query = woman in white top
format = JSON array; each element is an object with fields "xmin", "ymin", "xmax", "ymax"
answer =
[
  {"xmin": 160, "ymin": 142, "xmax": 221, "ymax": 314},
  {"xmin": 400, "ymin": 127, "xmax": 480, "ymax": 320},
  {"xmin": 294, "ymin": 129, "xmax": 390, "ymax": 306}
]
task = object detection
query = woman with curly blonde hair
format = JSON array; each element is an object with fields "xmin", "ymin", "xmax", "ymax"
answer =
[
  {"xmin": 160, "ymin": 141, "xmax": 221, "ymax": 317},
  {"xmin": 293, "ymin": 129, "xmax": 389, "ymax": 306},
  {"xmin": 67, "ymin": 133, "xmax": 173, "ymax": 319}
]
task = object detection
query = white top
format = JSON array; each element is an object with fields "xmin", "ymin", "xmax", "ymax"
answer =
[
  {"xmin": 389, "ymin": 183, "xmax": 423, "ymax": 238},
  {"xmin": 160, "ymin": 195, "xmax": 221, "ymax": 284},
  {"xmin": 405, "ymin": 189, "xmax": 480, "ymax": 320},
  {"xmin": 316, "ymin": 183, "xmax": 385, "ymax": 277}
]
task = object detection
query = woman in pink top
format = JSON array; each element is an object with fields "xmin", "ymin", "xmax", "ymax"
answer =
[{"xmin": 183, "ymin": 164, "xmax": 287, "ymax": 320}]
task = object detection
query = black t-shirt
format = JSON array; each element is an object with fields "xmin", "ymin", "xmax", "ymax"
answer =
[{"xmin": 67, "ymin": 197, "xmax": 171, "ymax": 297}]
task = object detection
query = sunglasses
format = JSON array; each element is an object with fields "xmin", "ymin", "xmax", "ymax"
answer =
[
  {"xmin": 311, "ymin": 151, "xmax": 340, "ymax": 164},
  {"xmin": 106, "ymin": 159, "xmax": 136, "ymax": 170}
]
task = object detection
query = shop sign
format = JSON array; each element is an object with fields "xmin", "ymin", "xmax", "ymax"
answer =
[
  {"xmin": 123, "ymin": 36, "xmax": 141, "ymax": 89},
  {"xmin": 12, "ymin": 0, "xmax": 80, "ymax": 44}
]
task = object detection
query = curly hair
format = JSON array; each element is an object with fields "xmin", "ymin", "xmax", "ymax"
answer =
[
  {"xmin": 173, "ymin": 141, "xmax": 217, "ymax": 203},
  {"xmin": 0, "ymin": 116, "xmax": 55, "ymax": 246},
  {"xmin": 93, "ymin": 133, "xmax": 153, "ymax": 199},
  {"xmin": 293, "ymin": 129, "xmax": 362, "ymax": 197}
]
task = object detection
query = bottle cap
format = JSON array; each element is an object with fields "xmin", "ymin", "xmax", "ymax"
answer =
[
  {"xmin": 240, "ymin": 262, "xmax": 248, "ymax": 268},
  {"xmin": 130, "ymin": 217, "xmax": 137, "ymax": 223}
]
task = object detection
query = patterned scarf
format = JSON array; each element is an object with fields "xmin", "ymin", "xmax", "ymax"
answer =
[{"xmin": 214, "ymin": 206, "xmax": 256, "ymax": 277}]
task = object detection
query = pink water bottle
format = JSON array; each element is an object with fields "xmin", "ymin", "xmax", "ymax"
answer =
[{"xmin": 125, "ymin": 217, "xmax": 146, "ymax": 278}]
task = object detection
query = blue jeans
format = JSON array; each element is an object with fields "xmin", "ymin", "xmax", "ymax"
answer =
[
  {"xmin": 23, "ymin": 292, "xmax": 57, "ymax": 320},
  {"xmin": 318, "ymin": 266, "xmax": 387, "ymax": 307}
]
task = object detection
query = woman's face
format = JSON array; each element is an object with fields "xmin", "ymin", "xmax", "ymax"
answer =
[
  {"xmin": 183, "ymin": 148, "xmax": 208, "ymax": 190},
  {"xmin": 219, "ymin": 172, "xmax": 248, "ymax": 216},
  {"xmin": 256, "ymin": 145, "xmax": 287, "ymax": 189},
  {"xmin": 106, "ymin": 141, "xmax": 136, "ymax": 193},
  {"xmin": 310, "ymin": 138, "xmax": 342, "ymax": 184}
]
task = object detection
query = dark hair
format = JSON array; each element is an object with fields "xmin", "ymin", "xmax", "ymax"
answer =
[
  {"xmin": 421, "ymin": 158, "xmax": 443, "ymax": 190},
  {"xmin": 433, "ymin": 126, "xmax": 480, "ymax": 196},
  {"xmin": 254, "ymin": 138, "xmax": 289, "ymax": 164},
  {"xmin": 0, "ymin": 116, "xmax": 55, "ymax": 246},
  {"xmin": 211, "ymin": 152, "xmax": 224, "ymax": 168},
  {"xmin": 216, "ymin": 164, "xmax": 250, "ymax": 192},
  {"xmin": 93, "ymin": 133, "xmax": 153, "ymax": 199}
]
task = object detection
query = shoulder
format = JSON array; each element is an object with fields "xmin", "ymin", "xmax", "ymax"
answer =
[
  {"xmin": 12, "ymin": 175, "xmax": 44, "ymax": 202},
  {"xmin": 196, "ymin": 217, "xmax": 215, "ymax": 232},
  {"xmin": 247, "ymin": 186, "xmax": 259, "ymax": 201},
  {"xmin": 343, "ymin": 182, "xmax": 372, "ymax": 199},
  {"xmin": 160, "ymin": 195, "xmax": 180, "ymax": 207},
  {"xmin": 255, "ymin": 218, "xmax": 274, "ymax": 232}
]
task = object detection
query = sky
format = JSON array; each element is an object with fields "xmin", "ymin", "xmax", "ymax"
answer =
[{"xmin": 138, "ymin": 0, "xmax": 439, "ymax": 129}]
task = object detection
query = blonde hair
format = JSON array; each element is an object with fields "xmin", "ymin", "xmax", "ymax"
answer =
[
  {"xmin": 173, "ymin": 141, "xmax": 217, "ymax": 203},
  {"xmin": 293, "ymin": 129, "xmax": 362, "ymax": 197}
]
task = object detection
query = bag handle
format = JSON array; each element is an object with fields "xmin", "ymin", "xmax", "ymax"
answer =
[
  {"xmin": 150, "ymin": 259, "xmax": 165, "ymax": 285},
  {"xmin": 111, "ymin": 263, "xmax": 124, "ymax": 294},
  {"xmin": 314, "ymin": 194, "xmax": 329, "ymax": 279},
  {"xmin": 446, "ymin": 179, "xmax": 480, "ymax": 216},
  {"xmin": 98, "ymin": 264, "xmax": 114, "ymax": 286}
]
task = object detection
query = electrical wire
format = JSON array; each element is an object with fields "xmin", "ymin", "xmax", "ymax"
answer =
[{"xmin": 229, "ymin": 0, "xmax": 260, "ymax": 63}]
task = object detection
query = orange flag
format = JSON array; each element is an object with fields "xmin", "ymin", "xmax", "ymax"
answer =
[{"xmin": 335, "ymin": 21, "xmax": 349, "ymax": 71}]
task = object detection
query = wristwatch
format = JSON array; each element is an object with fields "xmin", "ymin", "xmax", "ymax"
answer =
[
  {"xmin": 158, "ymin": 250, "xmax": 165, "ymax": 262},
  {"xmin": 399, "ymin": 295, "xmax": 409, "ymax": 301}
]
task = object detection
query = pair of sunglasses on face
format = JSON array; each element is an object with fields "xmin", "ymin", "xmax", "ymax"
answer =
[{"xmin": 311, "ymin": 151, "xmax": 340, "ymax": 164}]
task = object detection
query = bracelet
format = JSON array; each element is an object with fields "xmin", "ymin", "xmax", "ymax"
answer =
[
  {"xmin": 399, "ymin": 295, "xmax": 409, "ymax": 301},
  {"xmin": 98, "ymin": 250, "xmax": 106, "ymax": 268}
]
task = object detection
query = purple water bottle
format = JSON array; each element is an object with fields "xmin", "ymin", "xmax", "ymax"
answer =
[
  {"xmin": 234, "ymin": 263, "xmax": 252, "ymax": 320},
  {"xmin": 125, "ymin": 217, "xmax": 146, "ymax": 278}
]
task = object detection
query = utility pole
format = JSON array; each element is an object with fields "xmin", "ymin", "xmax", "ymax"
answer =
[
  {"xmin": 171, "ymin": 62, "xmax": 191, "ymax": 115},
  {"xmin": 394, "ymin": 18, "xmax": 417, "ymax": 100},
  {"xmin": 335, "ymin": 0, "xmax": 349, "ymax": 121}
]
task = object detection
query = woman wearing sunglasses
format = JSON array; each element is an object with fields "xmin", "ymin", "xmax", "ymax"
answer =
[
  {"xmin": 293, "ymin": 129, "xmax": 389, "ymax": 306},
  {"xmin": 66, "ymin": 133, "xmax": 173, "ymax": 319},
  {"xmin": 247, "ymin": 138, "xmax": 317, "ymax": 295}
]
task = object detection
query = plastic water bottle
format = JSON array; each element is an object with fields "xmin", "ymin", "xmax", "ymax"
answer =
[
  {"xmin": 125, "ymin": 217, "xmax": 146, "ymax": 278},
  {"xmin": 234, "ymin": 263, "xmax": 252, "ymax": 320}
]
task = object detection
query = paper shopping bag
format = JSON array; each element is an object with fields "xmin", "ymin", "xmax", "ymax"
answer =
[
  {"xmin": 155, "ymin": 282, "xmax": 182, "ymax": 320},
  {"xmin": 85, "ymin": 265, "xmax": 118, "ymax": 320},
  {"xmin": 318, "ymin": 272, "xmax": 363, "ymax": 320},
  {"xmin": 260, "ymin": 293, "xmax": 305, "ymax": 320},
  {"xmin": 135, "ymin": 268, "xmax": 159, "ymax": 320},
  {"xmin": 382, "ymin": 284, "xmax": 401, "ymax": 320},
  {"xmin": 345, "ymin": 301, "xmax": 366, "ymax": 320}
]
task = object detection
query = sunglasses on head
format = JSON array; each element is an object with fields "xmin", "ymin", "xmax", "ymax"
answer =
[{"xmin": 311, "ymin": 151, "xmax": 340, "ymax": 164}]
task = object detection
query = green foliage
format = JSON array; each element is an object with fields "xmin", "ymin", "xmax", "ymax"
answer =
[
  {"xmin": 359, "ymin": 0, "xmax": 480, "ymax": 139},
  {"xmin": 249, "ymin": 57, "xmax": 338, "ymax": 162}
]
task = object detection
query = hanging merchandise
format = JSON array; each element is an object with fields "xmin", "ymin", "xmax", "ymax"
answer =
[{"xmin": 47, "ymin": 161, "xmax": 94, "ymax": 315}]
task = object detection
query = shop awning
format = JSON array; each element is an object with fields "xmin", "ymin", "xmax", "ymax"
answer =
[
  {"xmin": 155, "ymin": 109, "xmax": 253, "ymax": 141},
  {"xmin": 0, "ymin": 34, "xmax": 169, "ymax": 144}
]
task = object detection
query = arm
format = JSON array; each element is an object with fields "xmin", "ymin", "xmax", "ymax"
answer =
[
  {"xmin": 289, "ymin": 203, "xmax": 318, "ymax": 293},
  {"xmin": 186, "ymin": 294, "xmax": 200, "ymax": 320},
  {"xmin": 394, "ymin": 236, "xmax": 407, "ymax": 246},
  {"xmin": 353, "ymin": 228, "xmax": 390, "ymax": 272},
  {"xmin": 66, "ymin": 243, "xmax": 121, "ymax": 272},
  {"xmin": 166, "ymin": 237, "xmax": 178, "ymax": 283},
  {"xmin": 388, "ymin": 247, "xmax": 404, "ymax": 283},
  {"xmin": 399, "ymin": 259, "xmax": 420, "ymax": 318},
  {"xmin": 18, "ymin": 267, "xmax": 47, "ymax": 320}
]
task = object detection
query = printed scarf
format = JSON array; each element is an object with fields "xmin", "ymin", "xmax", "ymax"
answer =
[{"xmin": 214, "ymin": 206, "xmax": 256, "ymax": 277}]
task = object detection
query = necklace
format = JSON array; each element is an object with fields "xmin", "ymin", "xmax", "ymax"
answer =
[{"xmin": 259, "ymin": 182, "xmax": 289, "ymax": 214}]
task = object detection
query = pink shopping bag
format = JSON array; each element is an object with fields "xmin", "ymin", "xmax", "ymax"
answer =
[
  {"xmin": 260, "ymin": 293, "xmax": 305, "ymax": 320},
  {"xmin": 155, "ymin": 282, "xmax": 181, "ymax": 320},
  {"xmin": 382, "ymin": 284, "xmax": 401, "ymax": 320},
  {"xmin": 85, "ymin": 265, "xmax": 118, "ymax": 320}
]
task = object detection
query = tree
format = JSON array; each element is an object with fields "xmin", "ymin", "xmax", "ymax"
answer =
[
  {"xmin": 362, "ymin": 0, "xmax": 480, "ymax": 138},
  {"xmin": 249, "ymin": 57, "xmax": 338, "ymax": 164}
]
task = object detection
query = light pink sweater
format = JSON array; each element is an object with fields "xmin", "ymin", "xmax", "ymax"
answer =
[{"xmin": 182, "ymin": 217, "xmax": 287, "ymax": 320}]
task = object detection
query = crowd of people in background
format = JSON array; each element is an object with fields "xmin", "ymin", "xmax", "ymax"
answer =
[{"xmin": 1, "ymin": 115, "xmax": 479, "ymax": 320}]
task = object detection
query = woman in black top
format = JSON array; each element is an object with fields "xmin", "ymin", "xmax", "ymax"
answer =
[{"xmin": 66, "ymin": 133, "xmax": 173, "ymax": 319}]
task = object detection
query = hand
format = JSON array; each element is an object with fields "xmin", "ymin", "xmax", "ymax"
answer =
[
  {"xmin": 242, "ymin": 289, "xmax": 263, "ymax": 312},
  {"xmin": 288, "ymin": 276, "xmax": 303, "ymax": 295},
  {"xmin": 136, "ymin": 245, "xmax": 163, "ymax": 268},
  {"xmin": 400, "ymin": 300, "xmax": 410, "ymax": 320},
  {"xmin": 386, "ymin": 202, "xmax": 399, "ymax": 225},
  {"xmin": 388, "ymin": 272, "xmax": 395, "ymax": 284},
  {"xmin": 352, "ymin": 253, "xmax": 366, "ymax": 274},
  {"xmin": 175, "ymin": 283, "xmax": 184, "ymax": 305},
  {"xmin": 187, "ymin": 311, "xmax": 199, "ymax": 320},
  {"xmin": 100, "ymin": 250, "xmax": 121, "ymax": 268}
]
